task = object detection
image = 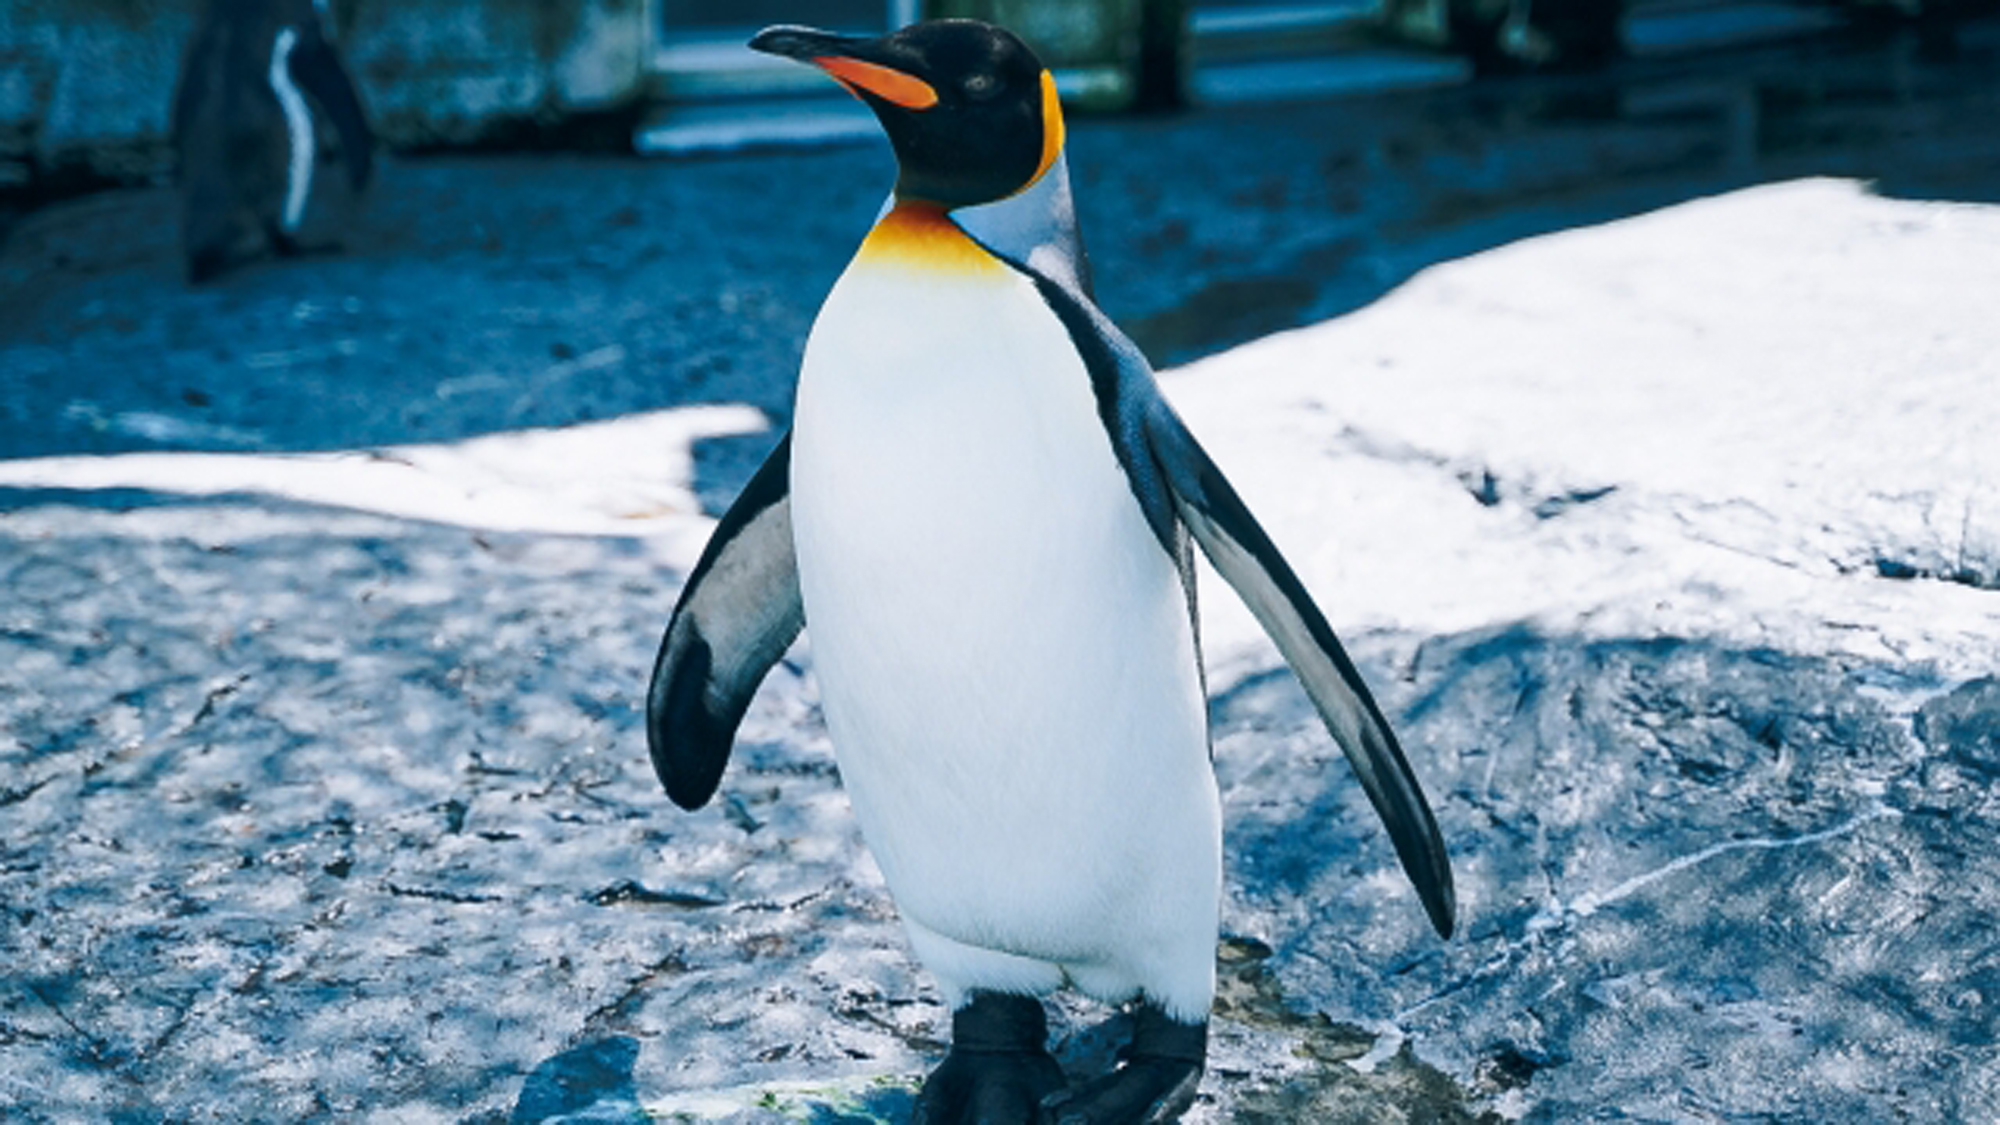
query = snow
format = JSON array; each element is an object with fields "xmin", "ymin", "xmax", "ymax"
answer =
[
  {"xmin": 0, "ymin": 402, "xmax": 765, "ymax": 546},
  {"xmin": 1167, "ymin": 177, "xmax": 2000, "ymax": 678}
]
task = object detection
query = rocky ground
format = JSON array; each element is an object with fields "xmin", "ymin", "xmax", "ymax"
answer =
[{"xmin": 5, "ymin": 21, "xmax": 2000, "ymax": 1125}]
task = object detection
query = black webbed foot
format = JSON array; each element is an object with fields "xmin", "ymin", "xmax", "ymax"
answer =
[
  {"xmin": 1038, "ymin": 1003, "xmax": 1205, "ymax": 1125},
  {"xmin": 914, "ymin": 991, "xmax": 1068, "ymax": 1125}
]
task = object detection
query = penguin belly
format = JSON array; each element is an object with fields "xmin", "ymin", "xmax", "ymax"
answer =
[{"xmin": 790, "ymin": 219, "xmax": 1221, "ymax": 1018}]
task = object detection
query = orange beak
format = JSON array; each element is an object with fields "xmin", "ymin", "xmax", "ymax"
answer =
[{"xmin": 813, "ymin": 55, "xmax": 939, "ymax": 110}]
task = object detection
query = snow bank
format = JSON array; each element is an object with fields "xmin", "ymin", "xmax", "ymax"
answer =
[{"xmin": 1167, "ymin": 177, "xmax": 2000, "ymax": 680}]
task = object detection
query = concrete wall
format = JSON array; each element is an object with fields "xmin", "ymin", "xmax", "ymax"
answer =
[
  {"xmin": 0, "ymin": 0, "xmax": 652, "ymax": 192},
  {"xmin": 343, "ymin": 0, "xmax": 650, "ymax": 148},
  {"xmin": 1, "ymin": 0, "xmax": 195, "ymax": 188}
]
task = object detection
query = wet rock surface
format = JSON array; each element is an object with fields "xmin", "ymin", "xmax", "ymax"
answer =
[
  {"xmin": 7, "ymin": 495, "xmax": 1996, "ymax": 1121},
  {"xmin": 0, "ymin": 498, "xmax": 1478, "ymax": 1121},
  {"xmin": 1229, "ymin": 631, "xmax": 2000, "ymax": 1122}
]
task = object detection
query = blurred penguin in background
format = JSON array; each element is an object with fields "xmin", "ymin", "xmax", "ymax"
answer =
[{"xmin": 172, "ymin": 0, "xmax": 374, "ymax": 283}]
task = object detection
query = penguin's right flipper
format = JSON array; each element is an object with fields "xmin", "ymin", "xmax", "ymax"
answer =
[
  {"xmin": 646, "ymin": 432, "xmax": 803, "ymax": 810},
  {"xmin": 287, "ymin": 22, "xmax": 374, "ymax": 191},
  {"xmin": 1143, "ymin": 403, "xmax": 1458, "ymax": 940}
]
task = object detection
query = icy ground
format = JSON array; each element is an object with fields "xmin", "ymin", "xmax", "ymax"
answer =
[{"xmin": 5, "ymin": 178, "xmax": 2000, "ymax": 1121}]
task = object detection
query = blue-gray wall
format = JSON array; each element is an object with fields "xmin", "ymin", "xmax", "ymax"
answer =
[{"xmin": 0, "ymin": 0, "xmax": 653, "ymax": 188}]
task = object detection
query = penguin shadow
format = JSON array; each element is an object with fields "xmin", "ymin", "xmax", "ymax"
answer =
[
  {"xmin": 507, "ymin": 1036, "xmax": 643, "ymax": 1124},
  {"xmin": 809, "ymin": 1088, "xmax": 922, "ymax": 1125},
  {"xmin": 507, "ymin": 1034, "xmax": 921, "ymax": 1124},
  {"xmin": 500, "ymin": 1017, "xmax": 1148, "ymax": 1124},
  {"xmin": 1209, "ymin": 665, "xmax": 1415, "ymax": 902}
]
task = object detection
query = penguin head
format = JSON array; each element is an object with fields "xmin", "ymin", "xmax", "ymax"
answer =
[{"xmin": 750, "ymin": 20, "xmax": 1064, "ymax": 209}]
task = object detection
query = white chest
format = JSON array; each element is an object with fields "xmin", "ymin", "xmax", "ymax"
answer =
[
  {"xmin": 793, "ymin": 252, "xmax": 1128, "ymax": 602},
  {"xmin": 787, "ymin": 235, "xmax": 1216, "ymax": 953}
]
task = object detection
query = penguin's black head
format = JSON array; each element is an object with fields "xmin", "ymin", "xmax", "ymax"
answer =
[{"xmin": 750, "ymin": 20, "xmax": 1063, "ymax": 209}]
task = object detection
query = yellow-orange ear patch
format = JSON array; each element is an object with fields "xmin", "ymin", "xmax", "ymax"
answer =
[
  {"xmin": 857, "ymin": 203, "xmax": 1006, "ymax": 275},
  {"xmin": 1033, "ymin": 69, "xmax": 1064, "ymax": 185},
  {"xmin": 816, "ymin": 56, "xmax": 939, "ymax": 109}
]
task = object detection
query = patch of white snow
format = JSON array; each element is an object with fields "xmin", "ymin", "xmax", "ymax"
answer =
[{"xmin": 1164, "ymin": 178, "xmax": 2000, "ymax": 681}]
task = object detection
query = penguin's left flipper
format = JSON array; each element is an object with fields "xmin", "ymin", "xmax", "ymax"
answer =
[
  {"xmin": 646, "ymin": 432, "xmax": 804, "ymax": 810},
  {"xmin": 1143, "ymin": 401, "xmax": 1457, "ymax": 940},
  {"xmin": 287, "ymin": 21, "xmax": 374, "ymax": 191}
]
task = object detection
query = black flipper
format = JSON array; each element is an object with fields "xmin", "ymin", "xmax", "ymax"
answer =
[
  {"xmin": 645, "ymin": 432, "xmax": 803, "ymax": 810},
  {"xmin": 289, "ymin": 22, "xmax": 374, "ymax": 191},
  {"xmin": 984, "ymin": 238, "xmax": 1456, "ymax": 940},
  {"xmin": 1143, "ymin": 400, "xmax": 1457, "ymax": 939}
]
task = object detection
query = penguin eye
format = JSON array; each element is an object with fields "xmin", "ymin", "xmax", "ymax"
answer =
[{"xmin": 963, "ymin": 72, "xmax": 1000, "ymax": 101}]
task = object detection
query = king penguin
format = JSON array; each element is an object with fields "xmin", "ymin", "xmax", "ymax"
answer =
[
  {"xmin": 171, "ymin": 0, "xmax": 374, "ymax": 283},
  {"xmin": 646, "ymin": 20, "xmax": 1455, "ymax": 1124}
]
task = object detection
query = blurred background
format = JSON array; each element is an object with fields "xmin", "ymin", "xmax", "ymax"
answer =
[{"xmin": 3, "ymin": 0, "xmax": 1998, "ymax": 507}]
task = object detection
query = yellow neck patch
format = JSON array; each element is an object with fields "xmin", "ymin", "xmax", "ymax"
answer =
[
  {"xmin": 857, "ymin": 203, "xmax": 1005, "ymax": 274},
  {"xmin": 1032, "ymin": 69, "xmax": 1064, "ymax": 187}
]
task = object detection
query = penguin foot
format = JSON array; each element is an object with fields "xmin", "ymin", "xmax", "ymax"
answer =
[
  {"xmin": 914, "ymin": 992, "xmax": 1067, "ymax": 1125},
  {"xmin": 1037, "ymin": 1004, "xmax": 1204, "ymax": 1125}
]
